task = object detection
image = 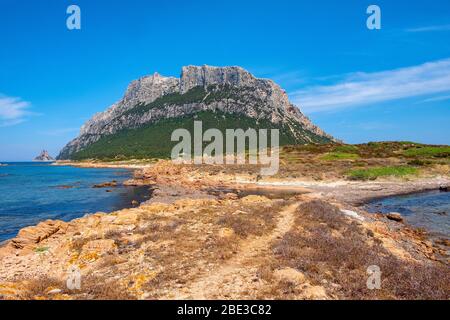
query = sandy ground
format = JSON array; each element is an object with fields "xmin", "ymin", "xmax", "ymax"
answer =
[{"xmin": 237, "ymin": 176, "xmax": 450, "ymax": 205}]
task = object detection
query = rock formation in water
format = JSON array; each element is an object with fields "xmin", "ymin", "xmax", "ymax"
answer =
[{"xmin": 34, "ymin": 150, "xmax": 55, "ymax": 162}]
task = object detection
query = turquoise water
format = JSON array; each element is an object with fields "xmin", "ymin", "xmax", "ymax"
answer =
[
  {"xmin": 0, "ymin": 162, "xmax": 150, "ymax": 241},
  {"xmin": 366, "ymin": 190, "xmax": 449, "ymax": 239}
]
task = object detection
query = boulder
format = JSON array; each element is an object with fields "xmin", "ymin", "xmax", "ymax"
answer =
[
  {"xmin": 386, "ymin": 213, "xmax": 404, "ymax": 223},
  {"xmin": 93, "ymin": 181, "xmax": 118, "ymax": 188},
  {"xmin": 11, "ymin": 220, "xmax": 67, "ymax": 250}
]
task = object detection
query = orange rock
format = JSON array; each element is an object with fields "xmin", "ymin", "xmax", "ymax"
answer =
[
  {"xmin": 114, "ymin": 211, "xmax": 139, "ymax": 225},
  {"xmin": 11, "ymin": 220, "xmax": 67, "ymax": 250},
  {"xmin": 386, "ymin": 213, "xmax": 404, "ymax": 223},
  {"xmin": 81, "ymin": 239, "xmax": 116, "ymax": 254}
]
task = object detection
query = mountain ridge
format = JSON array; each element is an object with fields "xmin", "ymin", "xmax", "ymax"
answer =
[{"xmin": 58, "ymin": 65, "xmax": 336, "ymax": 160}]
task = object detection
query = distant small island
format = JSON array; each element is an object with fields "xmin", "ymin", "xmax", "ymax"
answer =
[{"xmin": 34, "ymin": 150, "xmax": 55, "ymax": 162}]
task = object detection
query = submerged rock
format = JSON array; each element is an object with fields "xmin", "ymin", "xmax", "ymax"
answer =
[
  {"xmin": 386, "ymin": 212, "xmax": 404, "ymax": 223},
  {"xmin": 92, "ymin": 180, "xmax": 118, "ymax": 188}
]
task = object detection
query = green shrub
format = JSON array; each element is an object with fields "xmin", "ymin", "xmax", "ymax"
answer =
[
  {"xmin": 403, "ymin": 146, "xmax": 450, "ymax": 158},
  {"xmin": 332, "ymin": 145, "xmax": 359, "ymax": 153},
  {"xmin": 347, "ymin": 166, "xmax": 418, "ymax": 180},
  {"xmin": 321, "ymin": 152, "xmax": 360, "ymax": 161}
]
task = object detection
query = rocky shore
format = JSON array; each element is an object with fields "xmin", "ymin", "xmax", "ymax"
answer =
[{"xmin": 0, "ymin": 160, "xmax": 448, "ymax": 300}]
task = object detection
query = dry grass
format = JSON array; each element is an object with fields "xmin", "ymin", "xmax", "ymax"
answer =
[
  {"xmin": 77, "ymin": 275, "xmax": 135, "ymax": 300},
  {"xmin": 138, "ymin": 199, "xmax": 285, "ymax": 298},
  {"xmin": 22, "ymin": 275, "xmax": 135, "ymax": 300},
  {"xmin": 185, "ymin": 142, "xmax": 448, "ymax": 180},
  {"xmin": 260, "ymin": 200, "xmax": 450, "ymax": 299},
  {"xmin": 217, "ymin": 201, "xmax": 282, "ymax": 238}
]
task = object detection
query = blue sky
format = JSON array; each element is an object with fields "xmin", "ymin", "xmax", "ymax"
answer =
[{"xmin": 0, "ymin": 0, "xmax": 449, "ymax": 161}]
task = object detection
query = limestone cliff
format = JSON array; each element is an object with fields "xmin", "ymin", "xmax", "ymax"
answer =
[{"xmin": 58, "ymin": 65, "xmax": 335, "ymax": 159}]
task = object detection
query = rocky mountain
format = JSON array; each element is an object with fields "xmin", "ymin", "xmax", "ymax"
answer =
[
  {"xmin": 34, "ymin": 150, "xmax": 55, "ymax": 162},
  {"xmin": 58, "ymin": 65, "xmax": 336, "ymax": 160}
]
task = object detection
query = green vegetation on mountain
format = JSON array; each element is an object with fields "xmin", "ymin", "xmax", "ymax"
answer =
[
  {"xmin": 71, "ymin": 111, "xmax": 327, "ymax": 160},
  {"xmin": 58, "ymin": 66, "xmax": 337, "ymax": 160},
  {"xmin": 123, "ymin": 85, "xmax": 250, "ymax": 117}
]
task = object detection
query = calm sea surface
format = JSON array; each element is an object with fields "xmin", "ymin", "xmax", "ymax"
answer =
[
  {"xmin": 0, "ymin": 162, "xmax": 150, "ymax": 241},
  {"xmin": 366, "ymin": 190, "xmax": 449, "ymax": 239}
]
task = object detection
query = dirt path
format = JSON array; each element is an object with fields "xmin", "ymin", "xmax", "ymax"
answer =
[{"xmin": 170, "ymin": 203, "xmax": 299, "ymax": 299}]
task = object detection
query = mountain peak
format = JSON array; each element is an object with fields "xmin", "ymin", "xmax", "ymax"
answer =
[
  {"xmin": 58, "ymin": 65, "xmax": 336, "ymax": 160},
  {"xmin": 180, "ymin": 65, "xmax": 255, "ymax": 93}
]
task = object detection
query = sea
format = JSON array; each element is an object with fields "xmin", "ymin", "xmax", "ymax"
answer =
[
  {"xmin": 0, "ymin": 162, "xmax": 151, "ymax": 242},
  {"xmin": 0, "ymin": 162, "xmax": 448, "ymax": 243},
  {"xmin": 366, "ymin": 190, "xmax": 450, "ymax": 239}
]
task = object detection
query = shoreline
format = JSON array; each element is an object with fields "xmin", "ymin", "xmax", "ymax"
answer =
[
  {"xmin": 13, "ymin": 160, "xmax": 450, "ymax": 235},
  {"xmin": 360, "ymin": 186, "xmax": 449, "ymax": 206},
  {"xmin": 52, "ymin": 160, "xmax": 155, "ymax": 170},
  {"xmin": 0, "ymin": 160, "xmax": 448, "ymax": 299},
  {"xmin": 21, "ymin": 161, "xmax": 450, "ymax": 239},
  {"xmin": 55, "ymin": 161, "xmax": 450, "ymax": 202},
  {"xmin": 0, "ymin": 162, "xmax": 153, "ymax": 244}
]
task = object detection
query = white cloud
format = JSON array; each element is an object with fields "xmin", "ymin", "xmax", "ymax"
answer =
[
  {"xmin": 0, "ymin": 95, "xmax": 33, "ymax": 126},
  {"xmin": 291, "ymin": 58, "xmax": 450, "ymax": 113},
  {"xmin": 405, "ymin": 24, "xmax": 450, "ymax": 32},
  {"xmin": 419, "ymin": 94, "xmax": 450, "ymax": 103},
  {"xmin": 269, "ymin": 71, "xmax": 307, "ymax": 87}
]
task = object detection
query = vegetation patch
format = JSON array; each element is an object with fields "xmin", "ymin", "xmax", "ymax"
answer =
[
  {"xmin": 21, "ymin": 275, "xmax": 134, "ymax": 300},
  {"xmin": 347, "ymin": 166, "xmax": 418, "ymax": 181},
  {"xmin": 403, "ymin": 146, "xmax": 450, "ymax": 158},
  {"xmin": 70, "ymin": 111, "xmax": 323, "ymax": 160},
  {"xmin": 34, "ymin": 246, "xmax": 49, "ymax": 253},
  {"xmin": 321, "ymin": 152, "xmax": 360, "ymax": 161},
  {"xmin": 123, "ymin": 86, "xmax": 208, "ymax": 116},
  {"xmin": 332, "ymin": 145, "xmax": 359, "ymax": 153}
]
